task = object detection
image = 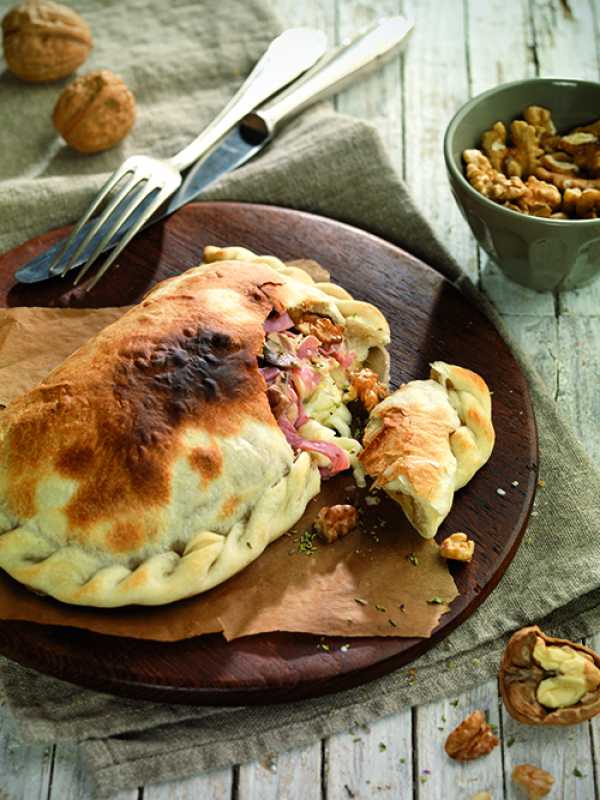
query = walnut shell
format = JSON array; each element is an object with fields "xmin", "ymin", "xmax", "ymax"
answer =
[
  {"xmin": 52, "ymin": 69, "xmax": 135, "ymax": 154},
  {"xmin": 500, "ymin": 625, "xmax": 600, "ymax": 725},
  {"xmin": 2, "ymin": 0, "xmax": 92, "ymax": 83}
]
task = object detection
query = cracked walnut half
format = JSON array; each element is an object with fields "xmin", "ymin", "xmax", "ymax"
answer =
[{"xmin": 500, "ymin": 625, "xmax": 600, "ymax": 725}]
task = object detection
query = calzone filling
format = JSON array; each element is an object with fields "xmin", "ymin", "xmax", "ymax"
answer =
[{"xmin": 260, "ymin": 308, "xmax": 384, "ymax": 485}]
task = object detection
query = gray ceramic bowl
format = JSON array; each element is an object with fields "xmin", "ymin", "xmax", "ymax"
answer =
[{"xmin": 444, "ymin": 78, "xmax": 600, "ymax": 291}]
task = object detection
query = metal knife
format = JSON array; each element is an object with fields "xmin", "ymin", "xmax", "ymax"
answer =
[{"xmin": 15, "ymin": 16, "xmax": 413, "ymax": 284}]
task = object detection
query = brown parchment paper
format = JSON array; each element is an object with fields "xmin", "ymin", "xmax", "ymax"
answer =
[{"xmin": 0, "ymin": 306, "xmax": 458, "ymax": 641}]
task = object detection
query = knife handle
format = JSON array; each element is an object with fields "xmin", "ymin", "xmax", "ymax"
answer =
[
  {"xmin": 169, "ymin": 27, "xmax": 326, "ymax": 172},
  {"xmin": 245, "ymin": 17, "xmax": 413, "ymax": 137}
]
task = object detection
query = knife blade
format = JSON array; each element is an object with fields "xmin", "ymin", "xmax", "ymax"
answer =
[{"xmin": 15, "ymin": 16, "xmax": 413, "ymax": 284}]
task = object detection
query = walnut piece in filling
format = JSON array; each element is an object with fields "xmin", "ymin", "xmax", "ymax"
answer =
[
  {"xmin": 294, "ymin": 311, "xmax": 343, "ymax": 344},
  {"xmin": 347, "ymin": 367, "xmax": 389, "ymax": 412}
]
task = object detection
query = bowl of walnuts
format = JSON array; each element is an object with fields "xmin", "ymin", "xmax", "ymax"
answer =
[{"xmin": 444, "ymin": 78, "xmax": 600, "ymax": 291}]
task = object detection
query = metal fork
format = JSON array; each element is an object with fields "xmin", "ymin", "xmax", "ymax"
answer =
[{"xmin": 48, "ymin": 27, "xmax": 326, "ymax": 291}]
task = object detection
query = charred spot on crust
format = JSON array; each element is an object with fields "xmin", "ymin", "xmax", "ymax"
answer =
[{"xmin": 117, "ymin": 327, "xmax": 254, "ymax": 427}]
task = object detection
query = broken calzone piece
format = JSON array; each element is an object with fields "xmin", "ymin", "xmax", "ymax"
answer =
[
  {"xmin": 500, "ymin": 625, "xmax": 600, "ymax": 725},
  {"xmin": 359, "ymin": 362, "xmax": 494, "ymax": 538},
  {"xmin": 0, "ymin": 246, "xmax": 390, "ymax": 607}
]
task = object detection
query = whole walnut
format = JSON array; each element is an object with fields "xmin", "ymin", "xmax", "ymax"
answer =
[
  {"xmin": 53, "ymin": 69, "xmax": 136, "ymax": 154},
  {"xmin": 2, "ymin": 0, "xmax": 92, "ymax": 83}
]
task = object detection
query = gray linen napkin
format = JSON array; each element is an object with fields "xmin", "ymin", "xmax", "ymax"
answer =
[{"xmin": 2, "ymin": 2, "xmax": 600, "ymax": 797}]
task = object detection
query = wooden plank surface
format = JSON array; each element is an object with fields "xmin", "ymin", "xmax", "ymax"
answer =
[
  {"xmin": 49, "ymin": 745, "xmax": 138, "ymax": 800},
  {"xmin": 1, "ymin": 0, "xmax": 599, "ymax": 798},
  {"xmin": 237, "ymin": 742, "xmax": 322, "ymax": 800},
  {"xmin": 403, "ymin": 0, "xmax": 478, "ymax": 281},
  {"xmin": 326, "ymin": 710, "xmax": 413, "ymax": 799},
  {"xmin": 0, "ymin": 710, "xmax": 52, "ymax": 800}
]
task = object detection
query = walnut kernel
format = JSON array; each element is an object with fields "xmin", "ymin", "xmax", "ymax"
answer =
[
  {"xmin": 516, "ymin": 175, "xmax": 562, "ymax": 217},
  {"xmin": 2, "ymin": 0, "xmax": 92, "ymax": 82},
  {"xmin": 539, "ymin": 153, "xmax": 579, "ymax": 175},
  {"xmin": 52, "ymin": 69, "xmax": 135, "ymax": 154},
  {"xmin": 535, "ymin": 166, "xmax": 600, "ymax": 192},
  {"xmin": 444, "ymin": 710, "xmax": 499, "ymax": 761},
  {"xmin": 348, "ymin": 367, "xmax": 389, "ymax": 412},
  {"xmin": 505, "ymin": 120, "xmax": 543, "ymax": 178},
  {"xmin": 439, "ymin": 532, "xmax": 475, "ymax": 562},
  {"xmin": 314, "ymin": 505, "xmax": 358, "ymax": 543},
  {"xmin": 524, "ymin": 105, "xmax": 556, "ymax": 138},
  {"xmin": 481, "ymin": 121, "xmax": 508, "ymax": 171},
  {"xmin": 295, "ymin": 312, "xmax": 343, "ymax": 344},
  {"xmin": 463, "ymin": 149, "xmax": 527, "ymax": 202},
  {"xmin": 557, "ymin": 131, "xmax": 600, "ymax": 176},
  {"xmin": 512, "ymin": 764, "xmax": 554, "ymax": 799}
]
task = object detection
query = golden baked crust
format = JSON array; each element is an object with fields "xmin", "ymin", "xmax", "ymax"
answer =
[
  {"xmin": 360, "ymin": 361, "xmax": 494, "ymax": 538},
  {"xmin": 0, "ymin": 247, "xmax": 389, "ymax": 606},
  {"xmin": 430, "ymin": 361, "xmax": 495, "ymax": 489}
]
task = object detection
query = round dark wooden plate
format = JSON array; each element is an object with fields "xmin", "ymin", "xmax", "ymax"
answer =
[{"xmin": 0, "ymin": 202, "xmax": 537, "ymax": 705}]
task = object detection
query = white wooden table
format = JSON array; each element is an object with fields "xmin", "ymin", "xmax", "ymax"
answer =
[{"xmin": 2, "ymin": 0, "xmax": 600, "ymax": 797}]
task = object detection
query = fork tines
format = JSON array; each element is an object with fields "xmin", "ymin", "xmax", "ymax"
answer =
[{"xmin": 48, "ymin": 155, "xmax": 181, "ymax": 290}]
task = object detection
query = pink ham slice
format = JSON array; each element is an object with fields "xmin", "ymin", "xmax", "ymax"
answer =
[
  {"xmin": 264, "ymin": 311, "xmax": 294, "ymax": 333},
  {"xmin": 297, "ymin": 335, "xmax": 320, "ymax": 359},
  {"xmin": 278, "ymin": 418, "xmax": 351, "ymax": 477}
]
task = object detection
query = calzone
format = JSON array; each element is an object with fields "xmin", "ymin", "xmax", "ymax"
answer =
[
  {"xmin": 0, "ymin": 246, "xmax": 389, "ymax": 606},
  {"xmin": 360, "ymin": 361, "xmax": 495, "ymax": 538}
]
